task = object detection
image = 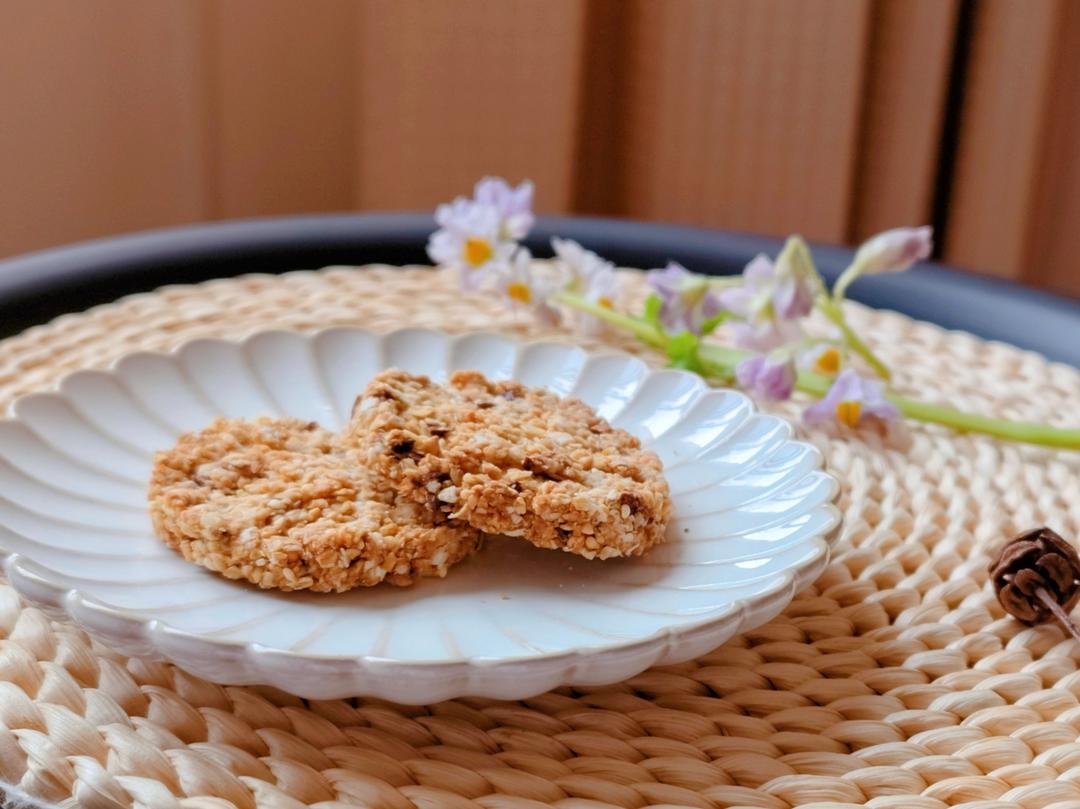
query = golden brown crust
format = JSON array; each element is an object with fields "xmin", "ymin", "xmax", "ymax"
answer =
[
  {"xmin": 348, "ymin": 370, "xmax": 671, "ymax": 559},
  {"xmin": 149, "ymin": 417, "xmax": 480, "ymax": 592}
]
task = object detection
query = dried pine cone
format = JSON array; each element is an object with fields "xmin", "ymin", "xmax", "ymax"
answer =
[{"xmin": 989, "ymin": 527, "xmax": 1080, "ymax": 629}]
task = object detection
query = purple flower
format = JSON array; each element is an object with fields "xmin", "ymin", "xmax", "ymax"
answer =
[
  {"xmin": 715, "ymin": 255, "xmax": 770, "ymax": 319},
  {"xmin": 552, "ymin": 238, "xmax": 615, "ymax": 295},
  {"xmin": 552, "ymin": 237, "xmax": 620, "ymax": 332},
  {"xmin": 647, "ymin": 262, "xmax": 724, "ymax": 335},
  {"xmin": 717, "ymin": 253, "xmax": 813, "ymax": 350},
  {"xmin": 773, "ymin": 270, "xmax": 815, "ymax": 320},
  {"xmin": 493, "ymin": 248, "xmax": 560, "ymax": 325},
  {"xmin": 474, "ymin": 177, "xmax": 534, "ymax": 240},
  {"xmin": 428, "ymin": 197, "xmax": 515, "ymax": 290},
  {"xmin": 804, "ymin": 369, "xmax": 899, "ymax": 429},
  {"xmin": 729, "ymin": 319, "xmax": 801, "ymax": 353},
  {"xmin": 736, "ymin": 352, "xmax": 796, "ymax": 401},
  {"xmin": 855, "ymin": 226, "xmax": 933, "ymax": 275},
  {"xmin": 427, "ymin": 178, "xmax": 535, "ymax": 290}
]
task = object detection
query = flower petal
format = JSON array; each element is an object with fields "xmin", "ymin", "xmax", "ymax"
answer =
[
  {"xmin": 744, "ymin": 254, "xmax": 775, "ymax": 284},
  {"xmin": 735, "ymin": 355, "xmax": 765, "ymax": 389},
  {"xmin": 716, "ymin": 286, "xmax": 753, "ymax": 317},
  {"xmin": 827, "ymin": 368, "xmax": 866, "ymax": 402},
  {"xmin": 864, "ymin": 400, "xmax": 901, "ymax": 422},
  {"xmin": 773, "ymin": 274, "xmax": 814, "ymax": 320},
  {"xmin": 737, "ymin": 353, "xmax": 795, "ymax": 401},
  {"xmin": 803, "ymin": 398, "xmax": 836, "ymax": 426}
]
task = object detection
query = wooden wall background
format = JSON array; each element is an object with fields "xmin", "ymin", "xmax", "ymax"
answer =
[{"xmin": 1, "ymin": 0, "xmax": 1078, "ymax": 296}]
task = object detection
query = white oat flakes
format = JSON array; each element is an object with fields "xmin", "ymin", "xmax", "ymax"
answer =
[
  {"xmin": 346, "ymin": 370, "xmax": 672, "ymax": 559},
  {"xmin": 149, "ymin": 417, "xmax": 480, "ymax": 592}
]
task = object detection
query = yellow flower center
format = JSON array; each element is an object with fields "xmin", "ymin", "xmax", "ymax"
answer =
[
  {"xmin": 835, "ymin": 400, "xmax": 862, "ymax": 428},
  {"xmin": 506, "ymin": 281, "xmax": 532, "ymax": 304},
  {"xmin": 464, "ymin": 237, "xmax": 494, "ymax": 267},
  {"xmin": 597, "ymin": 296, "xmax": 614, "ymax": 309},
  {"xmin": 814, "ymin": 347, "xmax": 841, "ymax": 374}
]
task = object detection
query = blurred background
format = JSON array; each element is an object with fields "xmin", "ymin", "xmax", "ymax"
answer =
[{"xmin": 1, "ymin": 0, "xmax": 1077, "ymax": 296}]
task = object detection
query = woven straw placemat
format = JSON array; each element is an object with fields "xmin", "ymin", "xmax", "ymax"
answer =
[{"xmin": 1, "ymin": 265, "xmax": 1079, "ymax": 809}]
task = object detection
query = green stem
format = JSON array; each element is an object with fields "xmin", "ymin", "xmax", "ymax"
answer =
[
  {"xmin": 887, "ymin": 394, "xmax": 1080, "ymax": 449},
  {"xmin": 787, "ymin": 237, "xmax": 891, "ymax": 380},
  {"xmin": 832, "ymin": 260, "xmax": 864, "ymax": 303},
  {"xmin": 557, "ymin": 291, "xmax": 1080, "ymax": 451},
  {"xmin": 818, "ymin": 296, "xmax": 892, "ymax": 381},
  {"xmin": 552, "ymin": 290, "xmax": 666, "ymax": 348}
]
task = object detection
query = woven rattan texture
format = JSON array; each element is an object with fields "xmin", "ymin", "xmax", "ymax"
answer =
[{"xmin": 1, "ymin": 266, "xmax": 1080, "ymax": 809}]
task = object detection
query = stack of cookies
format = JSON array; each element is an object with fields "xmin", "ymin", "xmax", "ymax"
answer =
[{"xmin": 149, "ymin": 370, "xmax": 672, "ymax": 593}]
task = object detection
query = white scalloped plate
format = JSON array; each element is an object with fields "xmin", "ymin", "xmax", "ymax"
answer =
[{"xmin": 0, "ymin": 328, "xmax": 839, "ymax": 702}]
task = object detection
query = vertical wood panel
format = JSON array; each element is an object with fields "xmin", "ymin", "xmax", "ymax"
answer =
[
  {"xmin": 0, "ymin": 1, "xmax": 207, "ymax": 257},
  {"xmin": 1, "ymin": 0, "xmax": 1077, "ymax": 298},
  {"xmin": 851, "ymin": 0, "xmax": 959, "ymax": 241},
  {"xmin": 572, "ymin": 0, "xmax": 628, "ymax": 215},
  {"xmin": 614, "ymin": 0, "xmax": 872, "ymax": 243},
  {"xmin": 352, "ymin": 0, "xmax": 588, "ymax": 213},
  {"xmin": 943, "ymin": 0, "xmax": 1062, "ymax": 278},
  {"xmin": 1022, "ymin": 1, "xmax": 1080, "ymax": 296},
  {"xmin": 208, "ymin": 0, "xmax": 355, "ymax": 218}
]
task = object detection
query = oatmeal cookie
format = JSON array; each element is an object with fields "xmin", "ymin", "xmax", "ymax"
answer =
[
  {"xmin": 348, "ymin": 370, "xmax": 671, "ymax": 559},
  {"xmin": 149, "ymin": 417, "xmax": 480, "ymax": 592}
]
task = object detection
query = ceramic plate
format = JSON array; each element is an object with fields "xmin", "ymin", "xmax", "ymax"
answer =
[{"xmin": 0, "ymin": 328, "xmax": 839, "ymax": 701}]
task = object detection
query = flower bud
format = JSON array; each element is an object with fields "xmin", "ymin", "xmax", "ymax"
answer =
[{"xmin": 854, "ymin": 226, "xmax": 933, "ymax": 275}]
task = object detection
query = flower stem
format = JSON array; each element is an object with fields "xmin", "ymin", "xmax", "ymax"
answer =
[
  {"xmin": 556, "ymin": 291, "xmax": 1080, "ymax": 451},
  {"xmin": 888, "ymin": 393, "xmax": 1080, "ymax": 449},
  {"xmin": 831, "ymin": 260, "xmax": 864, "ymax": 303},
  {"xmin": 786, "ymin": 237, "xmax": 892, "ymax": 381},
  {"xmin": 817, "ymin": 296, "xmax": 892, "ymax": 381},
  {"xmin": 552, "ymin": 290, "xmax": 666, "ymax": 348}
]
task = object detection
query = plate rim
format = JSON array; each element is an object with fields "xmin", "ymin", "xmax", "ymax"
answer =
[{"xmin": 0, "ymin": 326, "xmax": 841, "ymax": 677}]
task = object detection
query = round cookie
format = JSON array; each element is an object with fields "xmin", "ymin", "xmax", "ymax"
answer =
[
  {"xmin": 149, "ymin": 417, "xmax": 480, "ymax": 592},
  {"xmin": 348, "ymin": 370, "xmax": 671, "ymax": 560}
]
